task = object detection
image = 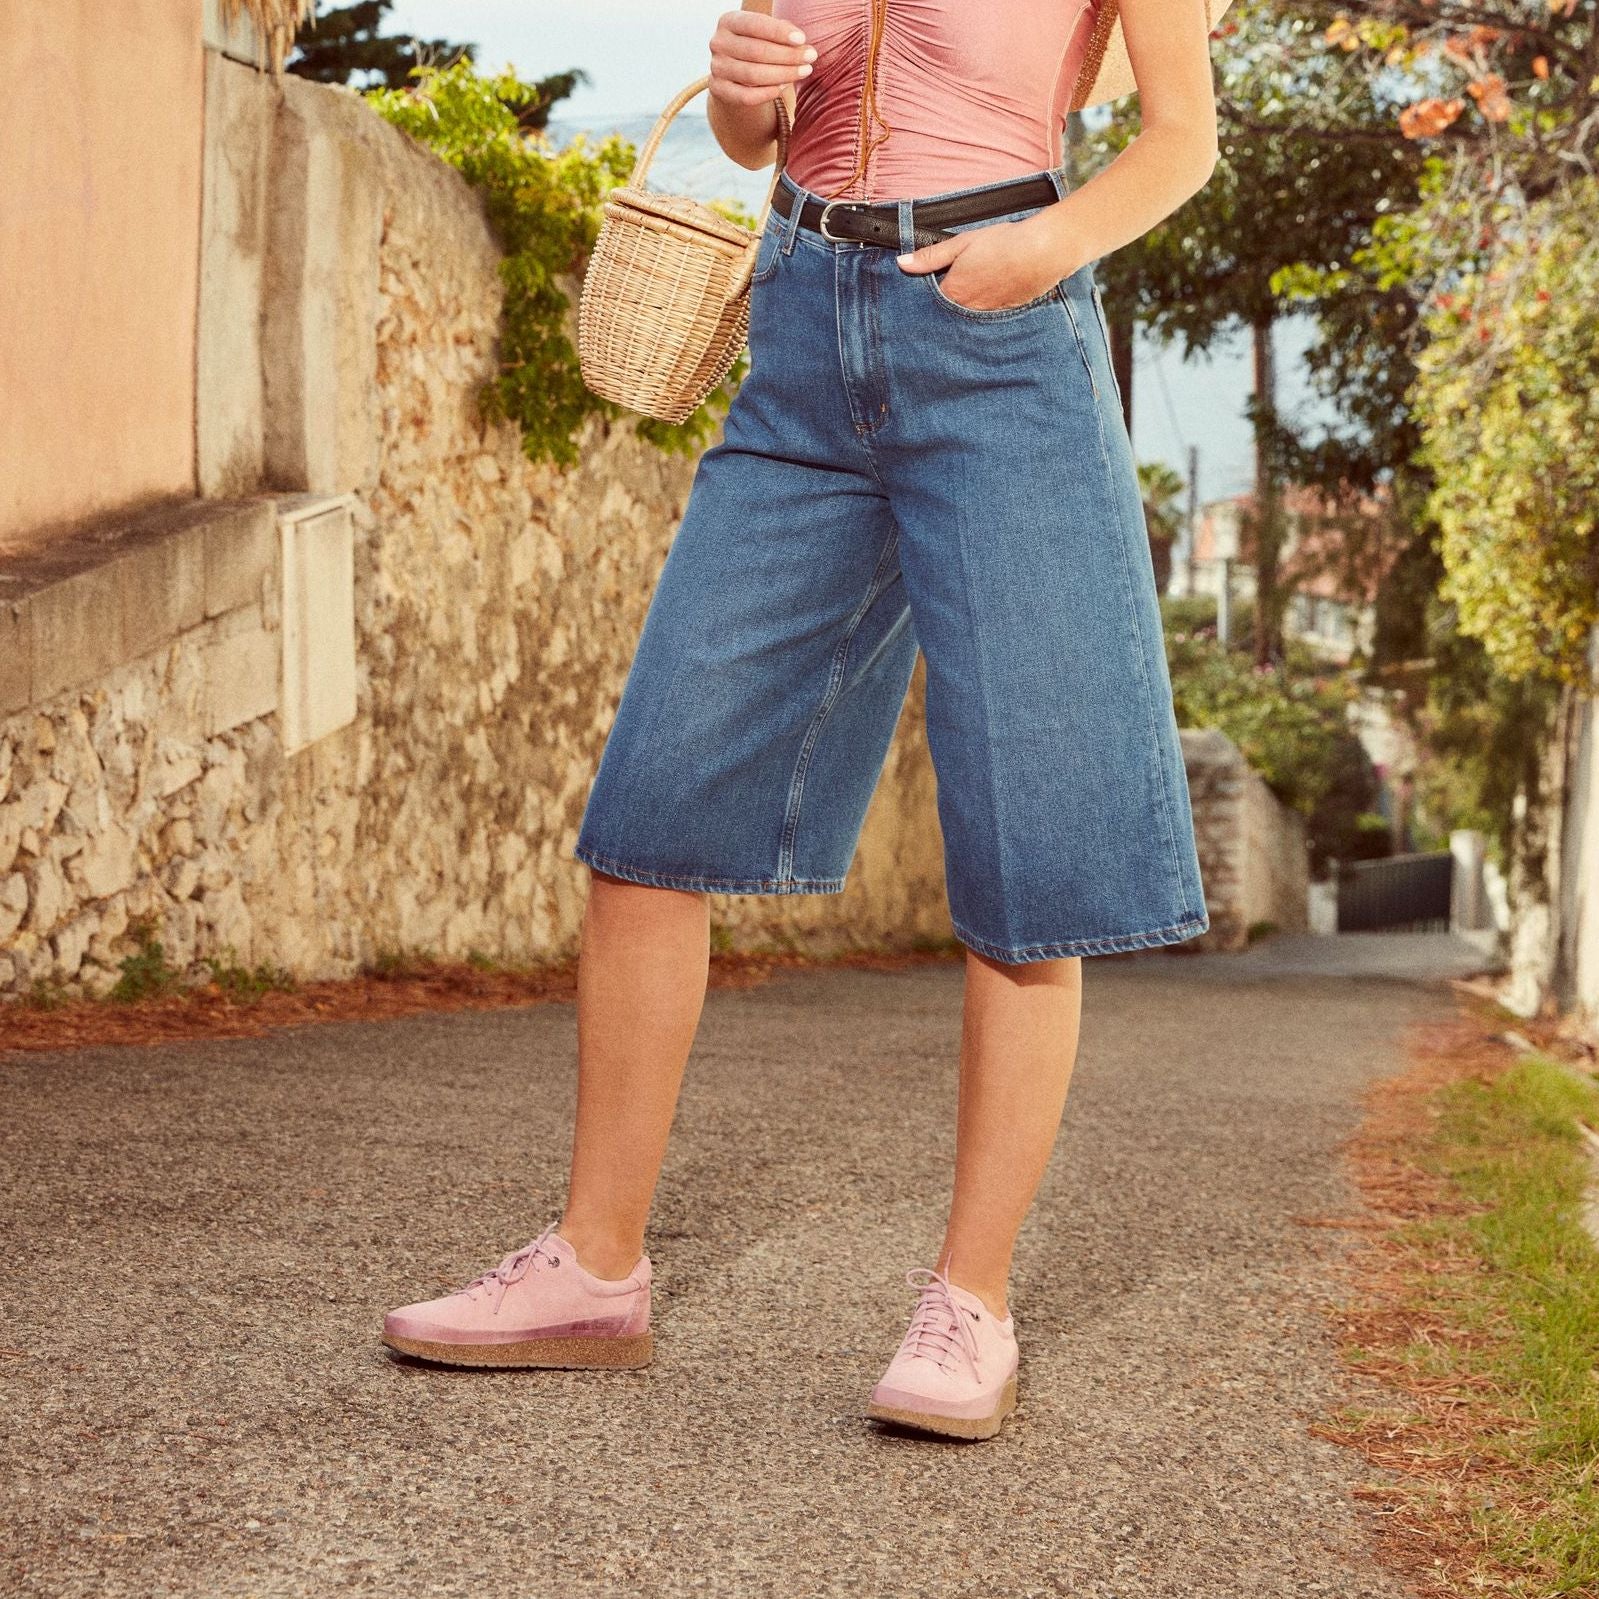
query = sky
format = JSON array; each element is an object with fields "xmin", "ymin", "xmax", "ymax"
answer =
[{"xmin": 381, "ymin": 1, "xmax": 1337, "ymax": 508}]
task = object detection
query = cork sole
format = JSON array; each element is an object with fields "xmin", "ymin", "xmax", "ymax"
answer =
[
  {"xmin": 381, "ymin": 1330, "xmax": 653, "ymax": 1369},
  {"xmin": 865, "ymin": 1375, "xmax": 1018, "ymax": 1441}
]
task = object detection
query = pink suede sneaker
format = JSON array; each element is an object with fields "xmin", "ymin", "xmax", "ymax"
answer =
[
  {"xmin": 865, "ymin": 1265, "xmax": 1019, "ymax": 1440},
  {"xmin": 382, "ymin": 1223, "xmax": 652, "ymax": 1369}
]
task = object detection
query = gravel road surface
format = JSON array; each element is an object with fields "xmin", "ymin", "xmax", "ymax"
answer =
[{"xmin": 2, "ymin": 940, "xmax": 1482, "ymax": 1597}]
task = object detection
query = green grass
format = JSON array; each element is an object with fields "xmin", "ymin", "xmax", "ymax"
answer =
[
  {"xmin": 109, "ymin": 918, "xmax": 185, "ymax": 1003},
  {"xmin": 24, "ymin": 975, "xmax": 73, "ymax": 1011},
  {"xmin": 365, "ymin": 947, "xmax": 438, "ymax": 980},
  {"xmin": 1410, "ymin": 1052, "xmax": 1599, "ymax": 1591},
  {"xmin": 203, "ymin": 950, "xmax": 297, "ymax": 1001}
]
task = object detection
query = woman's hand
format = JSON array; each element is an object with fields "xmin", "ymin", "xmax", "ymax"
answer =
[
  {"xmin": 894, "ymin": 218, "xmax": 1078, "ymax": 313},
  {"xmin": 897, "ymin": 0, "xmax": 1220, "ymax": 294},
  {"xmin": 709, "ymin": 7, "xmax": 815, "ymax": 107},
  {"xmin": 706, "ymin": 6, "xmax": 815, "ymax": 168}
]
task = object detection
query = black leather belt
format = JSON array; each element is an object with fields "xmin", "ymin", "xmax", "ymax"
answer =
[{"xmin": 771, "ymin": 172, "xmax": 1061, "ymax": 252}]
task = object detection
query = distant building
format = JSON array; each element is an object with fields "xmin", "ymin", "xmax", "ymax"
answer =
[{"xmin": 1170, "ymin": 482, "xmax": 1397, "ymax": 666}]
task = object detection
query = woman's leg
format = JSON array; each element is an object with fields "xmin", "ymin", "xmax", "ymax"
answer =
[
  {"xmin": 935, "ymin": 950, "xmax": 1083, "ymax": 1318},
  {"xmin": 556, "ymin": 870, "xmax": 710, "ymax": 1280}
]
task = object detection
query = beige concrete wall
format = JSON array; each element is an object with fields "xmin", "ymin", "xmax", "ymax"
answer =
[
  {"xmin": 1553, "ymin": 638, "xmax": 1599, "ymax": 1037},
  {"xmin": 0, "ymin": 0, "xmax": 203, "ymax": 547},
  {"xmin": 1505, "ymin": 643, "xmax": 1599, "ymax": 1038},
  {"xmin": 1240, "ymin": 766, "xmax": 1311, "ymax": 935},
  {"xmin": 1181, "ymin": 729, "xmax": 1309, "ymax": 950},
  {"xmin": 1563, "ymin": 686, "xmax": 1598, "ymax": 1036}
]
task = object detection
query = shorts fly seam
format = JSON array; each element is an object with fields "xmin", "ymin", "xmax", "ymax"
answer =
[
  {"xmin": 777, "ymin": 522, "xmax": 904, "ymax": 881},
  {"xmin": 574, "ymin": 845, "xmax": 845, "ymax": 896}
]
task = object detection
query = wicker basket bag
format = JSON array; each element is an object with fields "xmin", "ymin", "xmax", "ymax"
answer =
[{"xmin": 578, "ymin": 77, "xmax": 794, "ymax": 425}]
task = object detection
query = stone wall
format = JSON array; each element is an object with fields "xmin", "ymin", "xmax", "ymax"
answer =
[
  {"xmin": 0, "ymin": 64, "xmax": 950, "ymax": 1000},
  {"xmin": 1180, "ymin": 729, "xmax": 1310, "ymax": 951}
]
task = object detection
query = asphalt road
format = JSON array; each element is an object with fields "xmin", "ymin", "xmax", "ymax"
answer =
[{"xmin": 2, "ymin": 939, "xmax": 1482, "ymax": 1598}]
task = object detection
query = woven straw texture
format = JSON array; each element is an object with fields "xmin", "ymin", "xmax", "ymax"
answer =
[{"xmin": 579, "ymin": 80, "xmax": 793, "ymax": 424}]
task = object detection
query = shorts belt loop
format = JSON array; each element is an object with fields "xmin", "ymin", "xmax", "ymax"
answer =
[
  {"xmin": 896, "ymin": 197, "xmax": 915, "ymax": 256},
  {"xmin": 780, "ymin": 176, "xmax": 804, "ymax": 255},
  {"xmin": 1045, "ymin": 163, "xmax": 1069, "ymax": 202}
]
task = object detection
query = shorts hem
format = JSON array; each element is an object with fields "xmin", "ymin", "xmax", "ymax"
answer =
[
  {"xmin": 951, "ymin": 911, "xmax": 1211, "ymax": 964},
  {"xmin": 574, "ymin": 844, "xmax": 847, "ymax": 897}
]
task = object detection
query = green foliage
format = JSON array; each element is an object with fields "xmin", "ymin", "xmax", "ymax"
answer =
[
  {"xmin": 204, "ymin": 950, "xmax": 297, "ymax": 1001},
  {"xmin": 1080, "ymin": 1, "xmax": 1428, "ymax": 501},
  {"xmin": 1408, "ymin": 613, "xmax": 1561, "ymax": 866},
  {"xmin": 1161, "ymin": 593, "xmax": 1218, "ymax": 637},
  {"xmin": 365, "ymin": 947, "xmax": 437, "ymax": 979},
  {"xmin": 111, "ymin": 916, "xmax": 185, "ymax": 1003},
  {"xmin": 1162, "ymin": 611, "xmax": 1379, "ymax": 871},
  {"xmin": 1410, "ymin": 1053, "xmax": 1599, "ymax": 1587},
  {"xmin": 24, "ymin": 975, "xmax": 72, "ymax": 1012},
  {"xmin": 1411, "ymin": 181, "xmax": 1599, "ymax": 687},
  {"xmin": 364, "ymin": 60, "xmax": 742, "ymax": 469}
]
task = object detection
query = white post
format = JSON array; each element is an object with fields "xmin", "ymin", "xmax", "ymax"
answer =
[{"xmin": 1450, "ymin": 828, "xmax": 1488, "ymax": 932}]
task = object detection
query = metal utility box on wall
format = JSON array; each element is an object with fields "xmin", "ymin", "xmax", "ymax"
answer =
[{"xmin": 278, "ymin": 493, "xmax": 357, "ymax": 755}]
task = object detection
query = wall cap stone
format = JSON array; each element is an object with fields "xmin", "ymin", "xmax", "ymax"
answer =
[{"xmin": 0, "ymin": 495, "xmax": 282, "ymax": 714}]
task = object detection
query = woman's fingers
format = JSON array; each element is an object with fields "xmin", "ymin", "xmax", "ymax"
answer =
[{"xmin": 710, "ymin": 11, "xmax": 815, "ymax": 100}]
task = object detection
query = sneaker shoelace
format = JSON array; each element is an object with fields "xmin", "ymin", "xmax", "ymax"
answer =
[
  {"xmin": 452, "ymin": 1223, "xmax": 564, "ymax": 1314},
  {"xmin": 900, "ymin": 1265, "xmax": 982, "ymax": 1375}
]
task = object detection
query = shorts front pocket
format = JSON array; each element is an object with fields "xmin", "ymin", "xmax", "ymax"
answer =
[
  {"xmin": 1088, "ymin": 278, "xmax": 1124, "ymax": 408},
  {"xmin": 1054, "ymin": 286, "xmax": 1102, "ymax": 401},
  {"xmin": 923, "ymin": 266, "xmax": 1063, "ymax": 322},
  {"xmin": 749, "ymin": 216, "xmax": 785, "ymax": 286}
]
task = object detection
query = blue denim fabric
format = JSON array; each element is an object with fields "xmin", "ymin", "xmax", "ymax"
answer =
[{"xmin": 574, "ymin": 162, "xmax": 1210, "ymax": 963}]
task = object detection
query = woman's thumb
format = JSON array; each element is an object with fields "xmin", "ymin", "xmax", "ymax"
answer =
[{"xmin": 895, "ymin": 235, "xmax": 963, "ymax": 274}]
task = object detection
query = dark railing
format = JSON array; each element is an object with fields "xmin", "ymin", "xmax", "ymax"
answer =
[{"xmin": 1336, "ymin": 850, "xmax": 1453, "ymax": 933}]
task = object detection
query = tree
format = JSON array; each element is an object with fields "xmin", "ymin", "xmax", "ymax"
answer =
[
  {"xmin": 287, "ymin": 1, "xmax": 473, "ymax": 89},
  {"xmin": 287, "ymin": 4, "xmax": 590, "ymax": 131},
  {"xmin": 1071, "ymin": 0, "xmax": 1429, "ymax": 665},
  {"xmin": 1138, "ymin": 460, "xmax": 1187, "ymax": 595},
  {"xmin": 1411, "ymin": 180, "xmax": 1599, "ymax": 687}
]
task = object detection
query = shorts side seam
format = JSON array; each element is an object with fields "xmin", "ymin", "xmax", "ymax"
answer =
[
  {"xmin": 1089, "ymin": 368, "xmax": 1196, "ymax": 923},
  {"xmin": 777, "ymin": 519, "xmax": 902, "ymax": 880},
  {"xmin": 574, "ymin": 844, "xmax": 846, "ymax": 896}
]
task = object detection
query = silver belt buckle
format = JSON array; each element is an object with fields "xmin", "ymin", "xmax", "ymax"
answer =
[{"xmin": 817, "ymin": 199, "xmax": 869, "ymax": 242}]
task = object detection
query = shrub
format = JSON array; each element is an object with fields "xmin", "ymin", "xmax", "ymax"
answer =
[
  {"xmin": 1164, "ymin": 628, "xmax": 1379, "ymax": 873},
  {"xmin": 366, "ymin": 60, "xmax": 749, "ymax": 468}
]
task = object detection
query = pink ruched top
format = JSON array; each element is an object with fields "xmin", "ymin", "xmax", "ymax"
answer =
[{"xmin": 772, "ymin": 0, "xmax": 1101, "ymax": 203}]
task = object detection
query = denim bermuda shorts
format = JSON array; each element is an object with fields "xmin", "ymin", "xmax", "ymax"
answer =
[{"xmin": 574, "ymin": 161, "xmax": 1210, "ymax": 964}]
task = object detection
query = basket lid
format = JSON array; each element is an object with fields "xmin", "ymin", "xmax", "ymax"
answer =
[{"xmin": 603, "ymin": 186, "xmax": 755, "ymax": 249}]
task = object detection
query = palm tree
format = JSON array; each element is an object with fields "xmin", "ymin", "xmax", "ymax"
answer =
[{"xmin": 1138, "ymin": 461, "xmax": 1186, "ymax": 596}]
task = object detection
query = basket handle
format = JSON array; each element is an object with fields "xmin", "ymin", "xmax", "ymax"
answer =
[{"xmin": 624, "ymin": 74, "xmax": 795, "ymax": 297}]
